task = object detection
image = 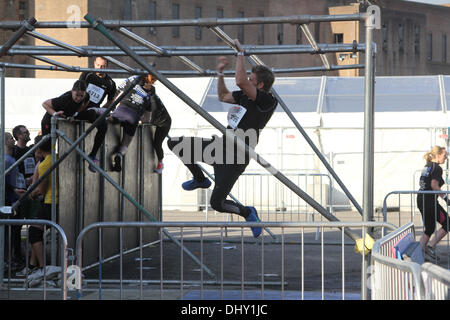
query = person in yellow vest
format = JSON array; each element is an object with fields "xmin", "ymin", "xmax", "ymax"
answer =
[{"xmin": 21, "ymin": 135, "xmax": 58, "ymax": 276}]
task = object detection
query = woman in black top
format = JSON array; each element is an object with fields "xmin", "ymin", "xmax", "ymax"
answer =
[
  {"xmin": 417, "ymin": 146, "xmax": 450, "ymax": 260},
  {"xmin": 109, "ymin": 74, "xmax": 171, "ymax": 173},
  {"xmin": 41, "ymin": 80, "xmax": 90, "ymax": 134}
]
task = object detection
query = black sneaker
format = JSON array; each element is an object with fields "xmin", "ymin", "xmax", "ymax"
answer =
[
  {"xmin": 424, "ymin": 245, "xmax": 440, "ymax": 261},
  {"xmin": 112, "ymin": 153, "xmax": 123, "ymax": 172},
  {"xmin": 88, "ymin": 155, "xmax": 99, "ymax": 173}
]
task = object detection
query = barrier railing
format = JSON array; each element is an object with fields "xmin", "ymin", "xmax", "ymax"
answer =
[
  {"xmin": 171, "ymin": 170, "xmax": 334, "ymax": 223},
  {"xmin": 371, "ymin": 222, "xmax": 423, "ymax": 300},
  {"xmin": 371, "ymin": 222, "xmax": 450, "ymax": 300},
  {"xmin": 381, "ymin": 190, "xmax": 450, "ymax": 267},
  {"xmin": 75, "ymin": 221, "xmax": 395, "ymax": 300},
  {"xmin": 421, "ymin": 262, "xmax": 450, "ymax": 300},
  {"xmin": 0, "ymin": 218, "xmax": 68, "ymax": 300}
]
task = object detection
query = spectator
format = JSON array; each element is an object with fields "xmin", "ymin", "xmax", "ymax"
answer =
[
  {"xmin": 11, "ymin": 125, "xmax": 35, "ymax": 265},
  {"xmin": 3, "ymin": 132, "xmax": 25, "ymax": 269},
  {"xmin": 24, "ymin": 136, "xmax": 57, "ymax": 275}
]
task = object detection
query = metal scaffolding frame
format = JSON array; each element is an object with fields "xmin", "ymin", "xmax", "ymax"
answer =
[{"xmin": 0, "ymin": 9, "xmax": 380, "ymax": 299}]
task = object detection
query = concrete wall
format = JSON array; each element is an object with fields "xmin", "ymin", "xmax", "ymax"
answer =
[{"xmin": 56, "ymin": 120, "xmax": 160, "ymax": 265}]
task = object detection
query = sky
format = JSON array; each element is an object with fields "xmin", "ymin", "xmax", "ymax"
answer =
[{"xmin": 404, "ymin": 0, "xmax": 450, "ymax": 4}]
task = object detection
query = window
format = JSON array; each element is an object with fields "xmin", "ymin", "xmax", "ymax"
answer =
[
  {"xmin": 18, "ymin": 1, "xmax": 26, "ymax": 19},
  {"xmin": 427, "ymin": 32, "xmax": 433, "ymax": 61},
  {"xmin": 216, "ymin": 8, "xmax": 224, "ymax": 41},
  {"xmin": 382, "ymin": 24, "xmax": 388, "ymax": 53},
  {"xmin": 334, "ymin": 33, "xmax": 343, "ymax": 44},
  {"xmin": 195, "ymin": 6, "xmax": 202, "ymax": 40},
  {"xmin": 258, "ymin": 12, "xmax": 264, "ymax": 45},
  {"xmin": 172, "ymin": 3, "xmax": 180, "ymax": 38},
  {"xmin": 398, "ymin": 23, "xmax": 404, "ymax": 54},
  {"xmin": 443, "ymin": 34, "xmax": 447, "ymax": 63},
  {"xmin": 314, "ymin": 22, "xmax": 320, "ymax": 43},
  {"xmin": 296, "ymin": 25, "xmax": 302, "ymax": 44},
  {"xmin": 277, "ymin": 24, "xmax": 284, "ymax": 45},
  {"xmin": 237, "ymin": 11, "xmax": 244, "ymax": 43},
  {"xmin": 123, "ymin": 0, "xmax": 131, "ymax": 20},
  {"xmin": 149, "ymin": 1, "xmax": 156, "ymax": 35},
  {"xmin": 414, "ymin": 25, "xmax": 420, "ymax": 56}
]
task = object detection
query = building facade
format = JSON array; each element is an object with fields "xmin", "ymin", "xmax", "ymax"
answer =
[{"xmin": 0, "ymin": 0, "xmax": 450, "ymax": 78}]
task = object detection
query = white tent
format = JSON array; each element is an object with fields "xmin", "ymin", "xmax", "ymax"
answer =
[{"xmin": 4, "ymin": 75, "xmax": 450, "ymax": 212}]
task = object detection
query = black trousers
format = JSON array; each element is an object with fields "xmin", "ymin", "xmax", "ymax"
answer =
[
  {"xmin": 167, "ymin": 136, "xmax": 249, "ymax": 218},
  {"xmin": 152, "ymin": 118, "xmax": 171, "ymax": 162},
  {"xmin": 417, "ymin": 194, "xmax": 450, "ymax": 237},
  {"xmin": 75, "ymin": 109, "xmax": 108, "ymax": 158}
]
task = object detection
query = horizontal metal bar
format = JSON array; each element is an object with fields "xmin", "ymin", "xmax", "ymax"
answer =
[
  {"xmin": 77, "ymin": 221, "xmax": 396, "ymax": 229},
  {"xmin": 5, "ymin": 43, "xmax": 366, "ymax": 57},
  {"xmin": 0, "ymin": 61, "xmax": 364, "ymax": 75},
  {"xmin": 26, "ymin": 30, "xmax": 88, "ymax": 56},
  {"xmin": 0, "ymin": 14, "xmax": 367, "ymax": 30}
]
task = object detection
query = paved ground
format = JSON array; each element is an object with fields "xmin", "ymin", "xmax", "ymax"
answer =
[{"xmin": 1, "ymin": 209, "xmax": 448, "ymax": 300}]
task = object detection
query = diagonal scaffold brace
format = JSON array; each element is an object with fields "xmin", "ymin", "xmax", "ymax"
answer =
[{"xmin": 84, "ymin": 14, "xmax": 364, "ymax": 246}]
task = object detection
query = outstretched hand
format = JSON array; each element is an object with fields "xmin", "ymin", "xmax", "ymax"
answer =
[{"xmin": 217, "ymin": 56, "xmax": 229, "ymax": 72}]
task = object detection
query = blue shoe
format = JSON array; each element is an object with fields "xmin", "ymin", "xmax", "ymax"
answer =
[
  {"xmin": 182, "ymin": 178, "xmax": 212, "ymax": 191},
  {"xmin": 245, "ymin": 206, "xmax": 262, "ymax": 238}
]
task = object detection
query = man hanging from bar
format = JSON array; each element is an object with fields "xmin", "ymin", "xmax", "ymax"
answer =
[
  {"xmin": 167, "ymin": 39, "xmax": 278, "ymax": 238},
  {"xmin": 109, "ymin": 73, "xmax": 171, "ymax": 172}
]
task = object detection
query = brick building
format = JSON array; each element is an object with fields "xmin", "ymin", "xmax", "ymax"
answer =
[{"xmin": 1, "ymin": 0, "xmax": 450, "ymax": 77}]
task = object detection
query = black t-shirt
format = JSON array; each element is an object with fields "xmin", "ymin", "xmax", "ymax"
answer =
[
  {"xmin": 419, "ymin": 162, "xmax": 444, "ymax": 191},
  {"xmin": 229, "ymin": 89, "xmax": 278, "ymax": 144},
  {"xmin": 12, "ymin": 145, "xmax": 35, "ymax": 180},
  {"xmin": 117, "ymin": 76, "xmax": 152, "ymax": 116},
  {"xmin": 149, "ymin": 92, "xmax": 171, "ymax": 127},
  {"xmin": 51, "ymin": 91, "xmax": 90, "ymax": 117},
  {"xmin": 79, "ymin": 71, "xmax": 116, "ymax": 108}
]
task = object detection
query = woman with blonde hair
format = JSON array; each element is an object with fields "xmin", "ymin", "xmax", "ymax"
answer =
[{"xmin": 417, "ymin": 145, "xmax": 450, "ymax": 261}]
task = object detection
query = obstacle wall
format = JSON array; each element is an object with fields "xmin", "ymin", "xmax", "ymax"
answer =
[{"xmin": 56, "ymin": 120, "xmax": 160, "ymax": 265}]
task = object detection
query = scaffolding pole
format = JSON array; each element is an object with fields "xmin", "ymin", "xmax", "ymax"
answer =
[
  {"xmin": 85, "ymin": 14, "xmax": 361, "ymax": 243},
  {"xmin": 210, "ymin": 26, "xmax": 364, "ymax": 216},
  {"xmin": 0, "ymin": 14, "xmax": 366, "ymax": 30},
  {"xmin": 6, "ymin": 43, "xmax": 366, "ymax": 57},
  {"xmin": 0, "ymin": 61, "xmax": 364, "ymax": 76}
]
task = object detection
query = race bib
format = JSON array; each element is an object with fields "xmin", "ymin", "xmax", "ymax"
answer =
[
  {"xmin": 227, "ymin": 106, "xmax": 247, "ymax": 129},
  {"xmin": 16, "ymin": 172, "xmax": 26, "ymax": 189},
  {"xmin": 24, "ymin": 157, "xmax": 36, "ymax": 175},
  {"xmin": 86, "ymin": 83, "xmax": 105, "ymax": 104}
]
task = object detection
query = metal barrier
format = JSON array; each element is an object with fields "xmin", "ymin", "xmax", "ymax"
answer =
[
  {"xmin": 183, "ymin": 171, "xmax": 334, "ymax": 223},
  {"xmin": 75, "ymin": 221, "xmax": 395, "ymax": 300},
  {"xmin": 371, "ymin": 222, "xmax": 423, "ymax": 300},
  {"xmin": 371, "ymin": 222, "xmax": 450, "ymax": 300},
  {"xmin": 0, "ymin": 219, "xmax": 68, "ymax": 300},
  {"xmin": 382, "ymin": 190, "xmax": 450, "ymax": 267},
  {"xmin": 234, "ymin": 172, "xmax": 334, "ymax": 221},
  {"xmin": 421, "ymin": 262, "xmax": 450, "ymax": 300}
]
